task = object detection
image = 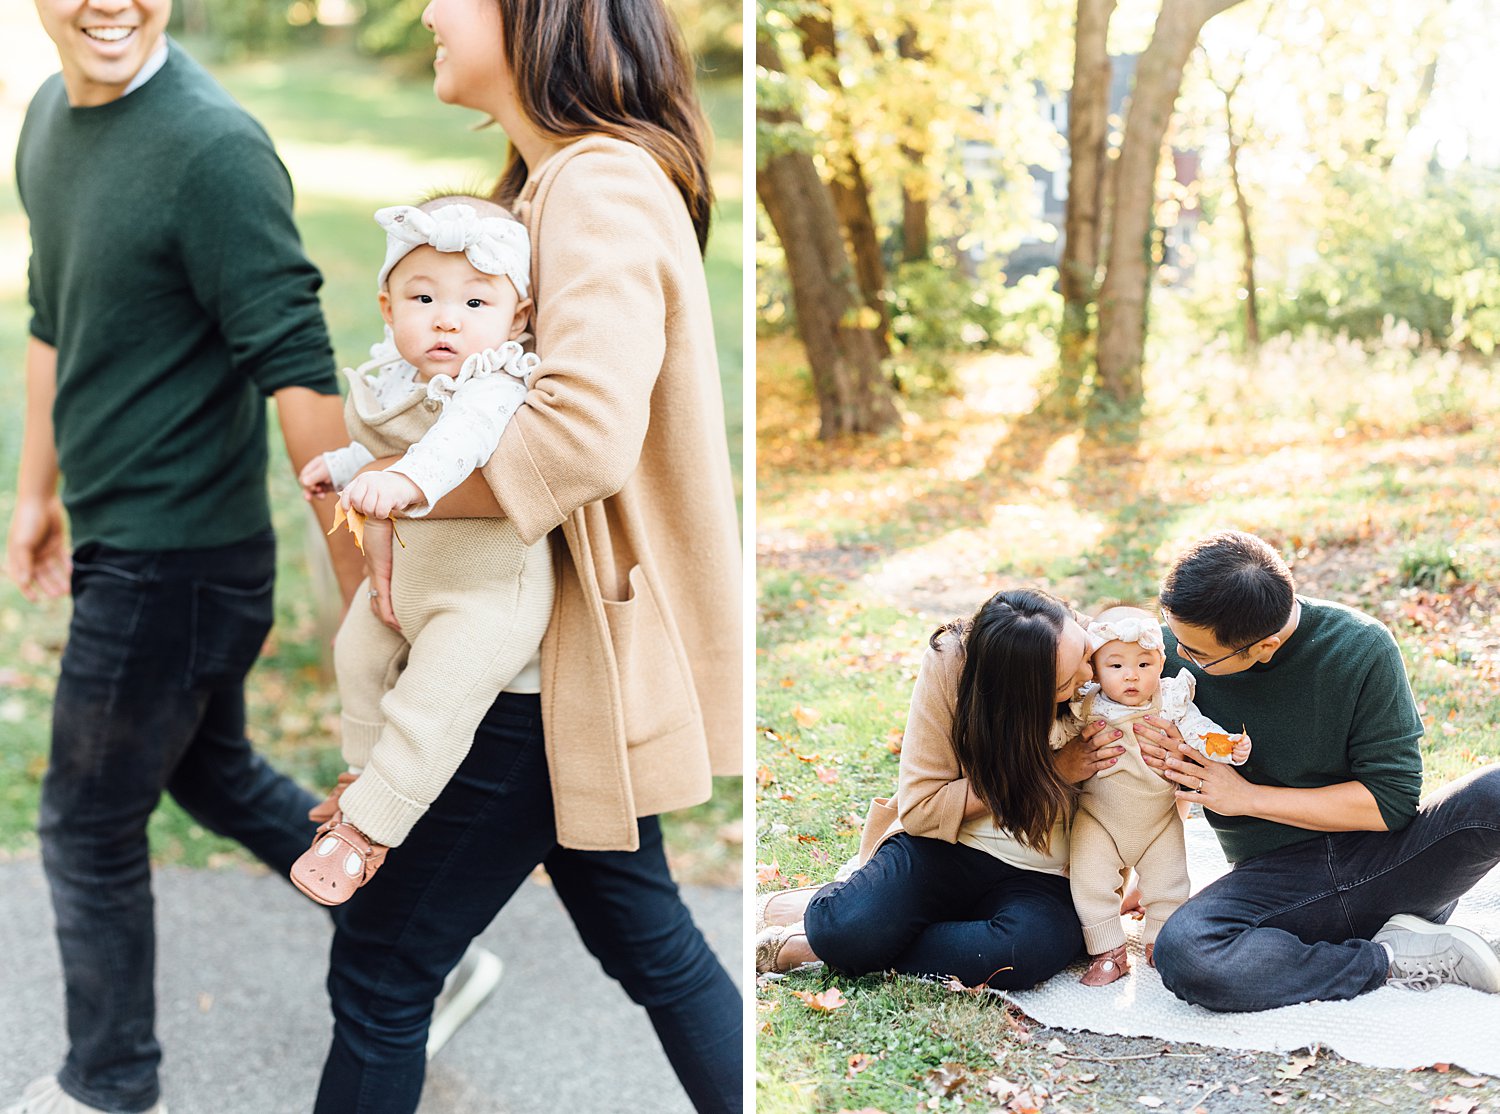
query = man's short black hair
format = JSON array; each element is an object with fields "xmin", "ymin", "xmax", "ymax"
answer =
[{"xmin": 1159, "ymin": 531, "xmax": 1296, "ymax": 650}]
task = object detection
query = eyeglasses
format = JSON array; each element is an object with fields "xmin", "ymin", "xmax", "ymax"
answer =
[
  {"xmin": 1161, "ymin": 607, "xmax": 1267, "ymax": 670},
  {"xmin": 1176, "ymin": 637, "xmax": 1263, "ymax": 670}
]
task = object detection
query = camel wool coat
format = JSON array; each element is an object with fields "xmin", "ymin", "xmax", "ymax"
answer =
[{"xmin": 483, "ymin": 136, "xmax": 741, "ymax": 851}]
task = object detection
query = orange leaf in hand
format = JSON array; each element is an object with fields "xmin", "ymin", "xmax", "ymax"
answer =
[{"xmin": 1203, "ymin": 731, "xmax": 1239, "ymax": 758}]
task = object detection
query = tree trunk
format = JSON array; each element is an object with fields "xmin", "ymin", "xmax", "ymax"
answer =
[
  {"xmin": 757, "ymin": 35, "xmax": 899, "ymax": 438},
  {"xmin": 796, "ymin": 7, "xmax": 892, "ymax": 356},
  {"xmin": 1053, "ymin": 0, "xmax": 1117, "ymax": 414},
  {"xmin": 897, "ymin": 26, "xmax": 930, "ymax": 263},
  {"xmin": 1095, "ymin": 0, "xmax": 1243, "ymax": 409},
  {"xmin": 1223, "ymin": 94, "xmax": 1259, "ymax": 349}
]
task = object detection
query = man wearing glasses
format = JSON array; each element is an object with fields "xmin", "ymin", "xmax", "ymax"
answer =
[{"xmin": 1131, "ymin": 531, "xmax": 1500, "ymax": 1011}]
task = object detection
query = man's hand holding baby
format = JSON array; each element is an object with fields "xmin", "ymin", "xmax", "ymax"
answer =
[
  {"xmin": 342, "ymin": 471, "xmax": 426, "ymax": 520},
  {"xmin": 1138, "ymin": 715, "xmax": 1258, "ymax": 815}
]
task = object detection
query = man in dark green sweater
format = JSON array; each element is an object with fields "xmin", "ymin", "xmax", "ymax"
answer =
[
  {"xmin": 5, "ymin": 5, "xmax": 366, "ymax": 1113},
  {"xmin": 1132, "ymin": 531, "xmax": 1500, "ymax": 1011}
]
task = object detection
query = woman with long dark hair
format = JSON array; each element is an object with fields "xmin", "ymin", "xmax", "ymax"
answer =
[
  {"xmin": 756, "ymin": 589, "xmax": 1123, "ymax": 987},
  {"xmin": 314, "ymin": 0, "xmax": 741, "ymax": 1109}
]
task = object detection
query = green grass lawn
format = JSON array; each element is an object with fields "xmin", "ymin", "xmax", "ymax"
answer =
[
  {"xmin": 0, "ymin": 41, "xmax": 742, "ymax": 883},
  {"xmin": 755, "ymin": 327, "xmax": 1500, "ymax": 1110}
]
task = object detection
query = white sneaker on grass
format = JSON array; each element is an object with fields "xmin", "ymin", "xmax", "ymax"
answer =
[
  {"xmin": 0, "ymin": 1076, "xmax": 164, "ymax": 1114},
  {"xmin": 1375, "ymin": 913, "xmax": 1500, "ymax": 993},
  {"xmin": 427, "ymin": 944, "xmax": 504, "ymax": 1059}
]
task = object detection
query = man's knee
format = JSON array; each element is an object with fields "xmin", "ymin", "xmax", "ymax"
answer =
[{"xmin": 1153, "ymin": 904, "xmax": 1236, "ymax": 1006}]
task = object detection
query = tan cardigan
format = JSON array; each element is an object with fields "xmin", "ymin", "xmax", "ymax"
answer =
[
  {"xmin": 855, "ymin": 633, "xmax": 974, "ymax": 863},
  {"xmin": 484, "ymin": 136, "xmax": 741, "ymax": 851},
  {"xmin": 857, "ymin": 631, "xmax": 1074, "ymax": 866}
]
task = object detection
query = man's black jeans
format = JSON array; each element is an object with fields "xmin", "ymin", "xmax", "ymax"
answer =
[
  {"xmin": 40, "ymin": 532, "xmax": 317, "ymax": 1113},
  {"xmin": 1155, "ymin": 764, "xmax": 1500, "ymax": 1011}
]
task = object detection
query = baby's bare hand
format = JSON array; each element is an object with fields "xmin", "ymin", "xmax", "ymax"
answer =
[
  {"xmin": 299, "ymin": 457, "xmax": 333, "ymax": 500},
  {"xmin": 342, "ymin": 472, "xmax": 423, "ymax": 520}
]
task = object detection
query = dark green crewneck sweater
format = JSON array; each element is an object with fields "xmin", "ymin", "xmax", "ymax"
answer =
[
  {"xmin": 15, "ymin": 42, "xmax": 338, "ymax": 550},
  {"xmin": 1163, "ymin": 596, "xmax": 1424, "ymax": 864}
]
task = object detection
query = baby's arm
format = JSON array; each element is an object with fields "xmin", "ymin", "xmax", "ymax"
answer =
[
  {"xmin": 1174, "ymin": 703, "xmax": 1250, "ymax": 765},
  {"xmin": 1161, "ymin": 670, "xmax": 1249, "ymax": 765},
  {"xmin": 385, "ymin": 366, "xmax": 528, "ymax": 518}
]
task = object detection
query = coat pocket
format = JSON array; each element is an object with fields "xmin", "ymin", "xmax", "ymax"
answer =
[{"xmin": 601, "ymin": 565, "xmax": 695, "ymax": 746}]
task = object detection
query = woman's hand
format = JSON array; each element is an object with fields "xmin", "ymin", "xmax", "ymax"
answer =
[
  {"xmin": 1134, "ymin": 715, "xmax": 1184, "ymax": 782},
  {"xmin": 1161, "ymin": 742, "xmax": 1258, "ymax": 816},
  {"xmin": 361, "ymin": 519, "xmax": 401, "ymax": 633},
  {"xmin": 1054, "ymin": 718, "xmax": 1125, "ymax": 784}
]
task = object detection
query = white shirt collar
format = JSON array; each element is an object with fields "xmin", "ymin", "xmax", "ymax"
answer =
[{"xmin": 121, "ymin": 39, "xmax": 170, "ymax": 97}]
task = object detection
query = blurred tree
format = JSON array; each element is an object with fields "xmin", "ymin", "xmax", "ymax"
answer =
[
  {"xmin": 1093, "ymin": 0, "xmax": 1243, "ymax": 417},
  {"xmin": 758, "ymin": 29, "xmax": 898, "ymax": 436},
  {"xmin": 1051, "ymin": 0, "xmax": 1115, "ymax": 416},
  {"xmin": 796, "ymin": 1, "xmax": 892, "ymax": 355}
]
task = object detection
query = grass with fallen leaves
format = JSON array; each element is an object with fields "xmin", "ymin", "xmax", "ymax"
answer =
[{"xmin": 755, "ymin": 322, "xmax": 1500, "ymax": 1111}]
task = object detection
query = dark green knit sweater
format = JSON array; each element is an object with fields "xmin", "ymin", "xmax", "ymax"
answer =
[
  {"xmin": 15, "ymin": 42, "xmax": 338, "ymax": 550},
  {"xmin": 1163, "ymin": 596, "xmax": 1424, "ymax": 864}
]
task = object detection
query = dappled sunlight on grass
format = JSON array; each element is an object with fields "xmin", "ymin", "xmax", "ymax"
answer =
[{"xmin": 758, "ymin": 327, "xmax": 1500, "ymax": 1112}]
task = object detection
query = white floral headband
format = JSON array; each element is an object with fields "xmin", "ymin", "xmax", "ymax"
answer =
[
  {"xmin": 1087, "ymin": 615, "xmax": 1164, "ymax": 654},
  {"xmin": 375, "ymin": 203, "xmax": 531, "ymax": 297}
]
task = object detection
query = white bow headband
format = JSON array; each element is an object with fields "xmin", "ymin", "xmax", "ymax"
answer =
[
  {"xmin": 375, "ymin": 203, "xmax": 531, "ymax": 297},
  {"xmin": 1087, "ymin": 616, "xmax": 1164, "ymax": 654}
]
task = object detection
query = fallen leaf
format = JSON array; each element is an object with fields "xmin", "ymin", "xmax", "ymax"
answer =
[
  {"xmin": 1138, "ymin": 1098, "xmax": 1164, "ymax": 1109},
  {"xmin": 1045, "ymin": 1038, "xmax": 1068, "ymax": 1054},
  {"xmin": 1075, "ymin": 1072, "xmax": 1098, "ymax": 1084},
  {"xmin": 1265, "ymin": 1088, "xmax": 1290, "ymax": 1105},
  {"xmin": 846, "ymin": 1053, "xmax": 872, "ymax": 1076},
  {"xmin": 792, "ymin": 705, "xmax": 821, "ymax": 728},
  {"xmin": 756, "ymin": 766, "xmax": 775, "ymax": 788},
  {"xmin": 197, "ymin": 992, "xmax": 213, "ymax": 1013},
  {"xmin": 1431, "ymin": 1097, "xmax": 1478, "ymax": 1114},
  {"xmin": 1453, "ymin": 1077, "xmax": 1486, "ymax": 1088},
  {"xmin": 755, "ymin": 861, "xmax": 784, "ymax": 885},
  {"xmin": 792, "ymin": 987, "xmax": 847, "ymax": 1012},
  {"xmin": 815, "ymin": 765, "xmax": 839, "ymax": 784},
  {"xmin": 1277, "ymin": 1049, "xmax": 1318, "ymax": 1079},
  {"xmin": 923, "ymin": 1062, "xmax": 968, "ymax": 1097},
  {"xmin": 1007, "ymin": 1091, "xmax": 1040, "ymax": 1114},
  {"xmin": 985, "ymin": 1076, "xmax": 1017, "ymax": 1099}
]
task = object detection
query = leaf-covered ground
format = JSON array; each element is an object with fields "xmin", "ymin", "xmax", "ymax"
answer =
[{"xmin": 755, "ymin": 328, "xmax": 1500, "ymax": 1112}]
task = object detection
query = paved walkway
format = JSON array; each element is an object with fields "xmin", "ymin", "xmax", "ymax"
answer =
[{"xmin": 0, "ymin": 859, "xmax": 741, "ymax": 1113}]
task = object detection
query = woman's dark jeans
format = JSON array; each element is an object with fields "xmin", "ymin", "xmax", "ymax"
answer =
[
  {"xmin": 40, "ymin": 533, "xmax": 320, "ymax": 1114},
  {"xmin": 1155, "ymin": 764, "xmax": 1500, "ymax": 1011},
  {"xmin": 313, "ymin": 691, "xmax": 742, "ymax": 1114},
  {"xmin": 804, "ymin": 833, "xmax": 1083, "ymax": 988}
]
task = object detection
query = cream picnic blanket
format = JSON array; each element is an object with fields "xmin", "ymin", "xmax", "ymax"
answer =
[{"xmin": 1001, "ymin": 818, "xmax": 1500, "ymax": 1075}]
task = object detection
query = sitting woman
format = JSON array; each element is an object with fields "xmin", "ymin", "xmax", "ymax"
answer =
[{"xmin": 756, "ymin": 588, "xmax": 1126, "ymax": 988}]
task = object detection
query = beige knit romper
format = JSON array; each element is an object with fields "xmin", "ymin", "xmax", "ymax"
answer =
[
  {"xmin": 1069, "ymin": 691, "xmax": 1191, "ymax": 954},
  {"xmin": 330, "ymin": 372, "xmax": 555, "ymax": 848}
]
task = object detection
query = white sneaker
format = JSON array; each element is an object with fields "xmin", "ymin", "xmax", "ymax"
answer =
[
  {"xmin": 1, "ymin": 1077, "xmax": 165, "ymax": 1114},
  {"xmin": 426, "ymin": 944, "xmax": 503, "ymax": 1060},
  {"xmin": 1376, "ymin": 913, "xmax": 1500, "ymax": 993}
]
